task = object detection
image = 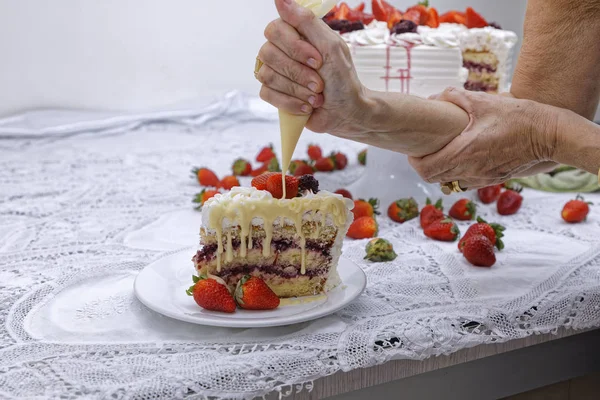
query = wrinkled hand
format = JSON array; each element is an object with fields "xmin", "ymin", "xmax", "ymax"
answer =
[
  {"xmin": 408, "ymin": 88, "xmax": 554, "ymax": 190},
  {"xmin": 257, "ymin": 0, "xmax": 366, "ymax": 136}
]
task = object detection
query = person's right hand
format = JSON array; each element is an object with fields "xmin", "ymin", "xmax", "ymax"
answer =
[{"xmin": 257, "ymin": 0, "xmax": 368, "ymax": 137}]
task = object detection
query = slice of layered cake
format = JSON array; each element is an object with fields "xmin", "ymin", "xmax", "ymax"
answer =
[{"xmin": 193, "ymin": 178, "xmax": 354, "ymax": 298}]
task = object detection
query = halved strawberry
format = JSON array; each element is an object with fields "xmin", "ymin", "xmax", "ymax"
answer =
[
  {"xmin": 387, "ymin": 9, "xmax": 403, "ymax": 29},
  {"xmin": 406, "ymin": 4, "xmax": 429, "ymax": 25},
  {"xmin": 466, "ymin": 7, "xmax": 488, "ymax": 29},
  {"xmin": 425, "ymin": 7, "xmax": 439, "ymax": 28},
  {"xmin": 372, "ymin": 0, "xmax": 394, "ymax": 22},
  {"xmin": 402, "ymin": 9, "xmax": 421, "ymax": 25},
  {"xmin": 266, "ymin": 173, "xmax": 299, "ymax": 199},
  {"xmin": 354, "ymin": 2, "xmax": 365, "ymax": 12},
  {"xmin": 251, "ymin": 172, "xmax": 278, "ymax": 191},
  {"xmin": 439, "ymin": 10, "xmax": 466, "ymax": 25},
  {"xmin": 335, "ymin": 2, "xmax": 350, "ymax": 19}
]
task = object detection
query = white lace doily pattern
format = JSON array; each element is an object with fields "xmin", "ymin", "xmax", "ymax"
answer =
[{"xmin": 1, "ymin": 93, "xmax": 600, "ymax": 399}]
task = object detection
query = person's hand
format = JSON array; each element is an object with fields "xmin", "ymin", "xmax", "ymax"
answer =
[
  {"xmin": 408, "ymin": 88, "xmax": 557, "ymax": 190},
  {"xmin": 257, "ymin": 0, "xmax": 367, "ymax": 136}
]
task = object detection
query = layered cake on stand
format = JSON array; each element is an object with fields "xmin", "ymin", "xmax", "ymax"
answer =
[{"xmin": 325, "ymin": 2, "xmax": 518, "ymax": 206}]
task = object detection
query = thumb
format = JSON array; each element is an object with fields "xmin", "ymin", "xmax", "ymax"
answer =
[{"xmin": 274, "ymin": 0, "xmax": 338, "ymax": 51}]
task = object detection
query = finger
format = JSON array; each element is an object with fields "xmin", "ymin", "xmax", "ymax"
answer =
[
  {"xmin": 258, "ymin": 42, "xmax": 324, "ymax": 93},
  {"xmin": 260, "ymin": 85, "xmax": 312, "ymax": 115},
  {"xmin": 274, "ymin": 0, "xmax": 339, "ymax": 51},
  {"xmin": 264, "ymin": 19, "xmax": 323, "ymax": 71},
  {"xmin": 408, "ymin": 152, "xmax": 457, "ymax": 184},
  {"xmin": 435, "ymin": 87, "xmax": 475, "ymax": 114},
  {"xmin": 257, "ymin": 64, "xmax": 324, "ymax": 108}
]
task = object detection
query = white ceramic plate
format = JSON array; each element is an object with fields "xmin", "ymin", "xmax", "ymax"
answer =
[{"xmin": 134, "ymin": 249, "xmax": 367, "ymax": 328}]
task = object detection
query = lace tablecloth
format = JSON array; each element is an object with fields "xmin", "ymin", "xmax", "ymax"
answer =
[{"xmin": 1, "ymin": 92, "xmax": 600, "ymax": 400}]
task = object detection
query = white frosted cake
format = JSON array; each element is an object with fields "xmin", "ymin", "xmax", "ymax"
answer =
[{"xmin": 193, "ymin": 186, "xmax": 354, "ymax": 298}]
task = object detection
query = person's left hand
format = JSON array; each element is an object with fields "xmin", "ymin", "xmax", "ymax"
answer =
[{"xmin": 408, "ymin": 88, "xmax": 557, "ymax": 190}]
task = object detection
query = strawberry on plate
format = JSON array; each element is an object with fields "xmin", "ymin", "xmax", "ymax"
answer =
[
  {"xmin": 293, "ymin": 163, "xmax": 315, "ymax": 176},
  {"xmin": 314, "ymin": 157, "xmax": 335, "ymax": 172},
  {"xmin": 466, "ymin": 7, "xmax": 488, "ymax": 29},
  {"xmin": 497, "ymin": 187, "xmax": 523, "ymax": 215},
  {"xmin": 232, "ymin": 158, "xmax": 252, "ymax": 176},
  {"xmin": 256, "ymin": 144, "xmax": 275, "ymax": 163},
  {"xmin": 219, "ymin": 175, "xmax": 240, "ymax": 190},
  {"xmin": 307, "ymin": 144, "xmax": 323, "ymax": 161},
  {"xmin": 331, "ymin": 152, "xmax": 348, "ymax": 170},
  {"xmin": 387, "ymin": 198, "xmax": 419, "ymax": 223},
  {"xmin": 234, "ymin": 275, "xmax": 280, "ymax": 310},
  {"xmin": 288, "ymin": 159, "xmax": 308, "ymax": 175},
  {"xmin": 251, "ymin": 172, "xmax": 278, "ymax": 191},
  {"xmin": 449, "ymin": 198, "xmax": 477, "ymax": 221},
  {"xmin": 334, "ymin": 189, "xmax": 353, "ymax": 200},
  {"xmin": 353, "ymin": 198, "xmax": 380, "ymax": 219},
  {"xmin": 562, "ymin": 195, "xmax": 592, "ymax": 223},
  {"xmin": 458, "ymin": 216, "xmax": 505, "ymax": 252},
  {"xmin": 192, "ymin": 189, "xmax": 219, "ymax": 210},
  {"xmin": 186, "ymin": 275, "xmax": 237, "ymax": 313},
  {"xmin": 424, "ymin": 217, "xmax": 460, "ymax": 242},
  {"xmin": 477, "ymin": 184, "xmax": 503, "ymax": 204},
  {"xmin": 462, "ymin": 234, "xmax": 496, "ymax": 267},
  {"xmin": 192, "ymin": 167, "xmax": 220, "ymax": 187},
  {"xmin": 266, "ymin": 173, "xmax": 299, "ymax": 199},
  {"xmin": 347, "ymin": 216, "xmax": 378, "ymax": 239},
  {"xmin": 420, "ymin": 198, "xmax": 444, "ymax": 229}
]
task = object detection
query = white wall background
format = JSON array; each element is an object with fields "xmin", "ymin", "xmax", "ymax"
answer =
[{"xmin": 0, "ymin": 0, "xmax": 596, "ymax": 120}]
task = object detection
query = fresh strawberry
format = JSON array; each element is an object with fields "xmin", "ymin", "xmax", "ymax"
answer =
[
  {"xmin": 314, "ymin": 157, "xmax": 335, "ymax": 172},
  {"xmin": 439, "ymin": 10, "xmax": 466, "ymax": 25},
  {"xmin": 294, "ymin": 163, "xmax": 315, "ymax": 176},
  {"xmin": 497, "ymin": 188, "xmax": 523, "ymax": 216},
  {"xmin": 335, "ymin": 189, "xmax": 353, "ymax": 200},
  {"xmin": 288, "ymin": 159, "xmax": 307, "ymax": 175},
  {"xmin": 266, "ymin": 173, "xmax": 299, "ymax": 199},
  {"xmin": 420, "ymin": 198, "xmax": 444, "ymax": 229},
  {"xmin": 562, "ymin": 195, "xmax": 592, "ymax": 223},
  {"xmin": 387, "ymin": 9, "xmax": 403, "ymax": 29},
  {"xmin": 462, "ymin": 235, "xmax": 496, "ymax": 267},
  {"xmin": 477, "ymin": 185, "xmax": 503, "ymax": 204},
  {"xmin": 219, "ymin": 175, "xmax": 240, "ymax": 190},
  {"xmin": 458, "ymin": 216, "xmax": 505, "ymax": 252},
  {"xmin": 335, "ymin": 2, "xmax": 350, "ymax": 19},
  {"xmin": 466, "ymin": 7, "xmax": 488, "ymax": 29},
  {"xmin": 267, "ymin": 157, "xmax": 281, "ymax": 172},
  {"xmin": 358, "ymin": 149, "xmax": 367, "ymax": 166},
  {"xmin": 323, "ymin": 6, "xmax": 338, "ymax": 21},
  {"xmin": 186, "ymin": 275, "xmax": 236, "ymax": 313},
  {"xmin": 354, "ymin": 2, "xmax": 365, "ymax": 12},
  {"xmin": 192, "ymin": 167, "xmax": 220, "ymax": 187},
  {"xmin": 256, "ymin": 144, "xmax": 275, "ymax": 163},
  {"xmin": 449, "ymin": 199, "xmax": 477, "ymax": 221},
  {"xmin": 406, "ymin": 4, "xmax": 428, "ymax": 25},
  {"xmin": 425, "ymin": 7, "xmax": 439, "ymax": 27},
  {"xmin": 424, "ymin": 217, "xmax": 460, "ymax": 242},
  {"xmin": 388, "ymin": 198, "xmax": 419, "ymax": 223},
  {"xmin": 232, "ymin": 158, "xmax": 252, "ymax": 176},
  {"xmin": 361, "ymin": 12, "xmax": 375, "ymax": 24},
  {"xmin": 402, "ymin": 9, "xmax": 421, "ymax": 25},
  {"xmin": 372, "ymin": 0, "xmax": 394, "ymax": 22},
  {"xmin": 353, "ymin": 198, "xmax": 380, "ymax": 219},
  {"xmin": 347, "ymin": 216, "xmax": 378, "ymax": 239},
  {"xmin": 251, "ymin": 172, "xmax": 278, "ymax": 191},
  {"xmin": 192, "ymin": 189, "xmax": 219, "ymax": 210},
  {"xmin": 234, "ymin": 275, "xmax": 280, "ymax": 310},
  {"xmin": 331, "ymin": 152, "xmax": 348, "ymax": 170},
  {"xmin": 307, "ymin": 144, "xmax": 323, "ymax": 161}
]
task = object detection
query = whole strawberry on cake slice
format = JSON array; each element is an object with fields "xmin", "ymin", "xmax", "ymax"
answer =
[{"xmin": 192, "ymin": 174, "xmax": 354, "ymax": 298}]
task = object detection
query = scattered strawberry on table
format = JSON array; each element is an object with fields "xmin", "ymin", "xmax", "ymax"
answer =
[
  {"xmin": 289, "ymin": 160, "xmax": 314, "ymax": 176},
  {"xmin": 192, "ymin": 189, "xmax": 220, "ymax": 210},
  {"xmin": 358, "ymin": 149, "xmax": 367, "ymax": 166},
  {"xmin": 334, "ymin": 189, "xmax": 353, "ymax": 200},
  {"xmin": 331, "ymin": 152, "xmax": 348, "ymax": 170},
  {"xmin": 561, "ymin": 195, "xmax": 592, "ymax": 223},
  {"xmin": 461, "ymin": 234, "xmax": 496, "ymax": 267},
  {"xmin": 353, "ymin": 198, "xmax": 380, "ymax": 219},
  {"xmin": 192, "ymin": 167, "xmax": 220, "ymax": 187},
  {"xmin": 420, "ymin": 198, "xmax": 444, "ymax": 229},
  {"xmin": 314, "ymin": 157, "xmax": 335, "ymax": 172},
  {"xmin": 266, "ymin": 173, "xmax": 299, "ymax": 199},
  {"xmin": 497, "ymin": 185, "xmax": 523, "ymax": 216},
  {"xmin": 232, "ymin": 158, "xmax": 252, "ymax": 176},
  {"xmin": 424, "ymin": 217, "xmax": 460, "ymax": 242},
  {"xmin": 235, "ymin": 275, "xmax": 280, "ymax": 310},
  {"xmin": 307, "ymin": 144, "xmax": 323, "ymax": 161},
  {"xmin": 219, "ymin": 175, "xmax": 240, "ymax": 190},
  {"xmin": 364, "ymin": 238, "xmax": 397, "ymax": 262},
  {"xmin": 256, "ymin": 144, "xmax": 276, "ymax": 163},
  {"xmin": 458, "ymin": 217, "xmax": 505, "ymax": 252},
  {"xmin": 449, "ymin": 198, "xmax": 477, "ymax": 221},
  {"xmin": 347, "ymin": 216, "xmax": 379, "ymax": 239},
  {"xmin": 387, "ymin": 197, "xmax": 419, "ymax": 223},
  {"xmin": 186, "ymin": 275, "xmax": 237, "ymax": 313},
  {"xmin": 477, "ymin": 185, "xmax": 503, "ymax": 204}
]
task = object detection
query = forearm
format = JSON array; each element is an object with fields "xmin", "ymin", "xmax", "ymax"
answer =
[
  {"xmin": 352, "ymin": 89, "xmax": 469, "ymax": 157},
  {"xmin": 550, "ymin": 107, "xmax": 600, "ymax": 175},
  {"xmin": 511, "ymin": 0, "xmax": 600, "ymax": 119}
]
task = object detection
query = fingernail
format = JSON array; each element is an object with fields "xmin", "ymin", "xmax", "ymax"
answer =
[
  {"xmin": 308, "ymin": 82, "xmax": 318, "ymax": 92},
  {"xmin": 301, "ymin": 104, "xmax": 311, "ymax": 113},
  {"xmin": 308, "ymin": 96, "xmax": 316, "ymax": 106},
  {"xmin": 307, "ymin": 58, "xmax": 318, "ymax": 68}
]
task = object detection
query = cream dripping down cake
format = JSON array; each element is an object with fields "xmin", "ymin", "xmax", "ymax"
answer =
[
  {"xmin": 324, "ymin": 1, "xmax": 518, "ymax": 95},
  {"xmin": 193, "ymin": 175, "xmax": 354, "ymax": 298}
]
